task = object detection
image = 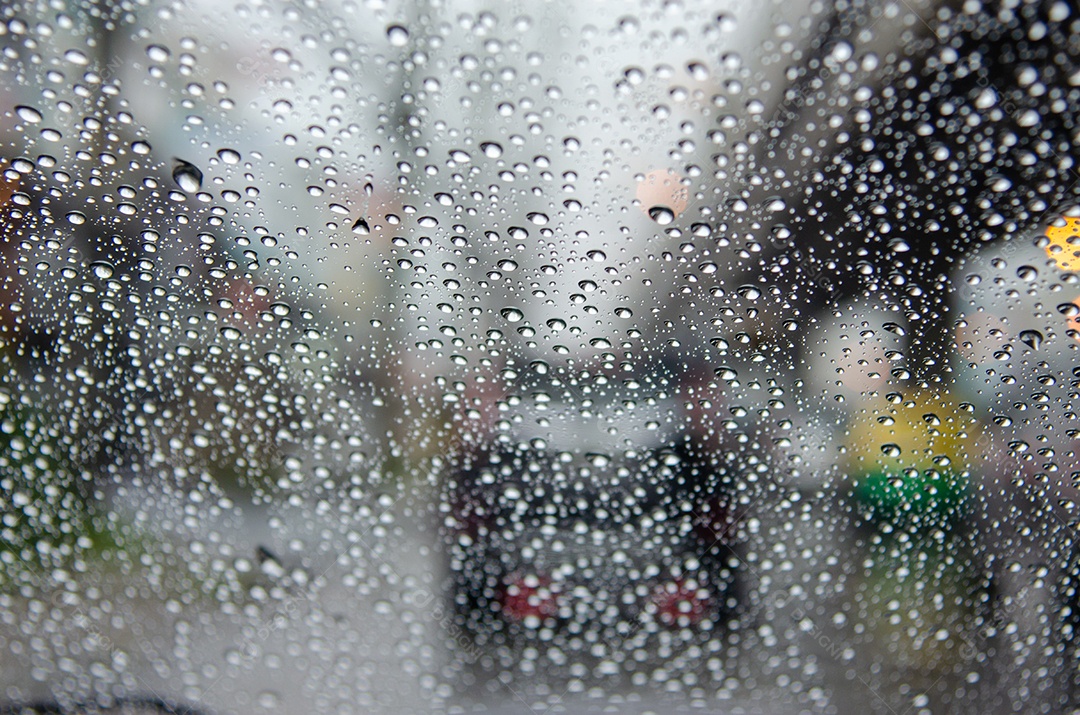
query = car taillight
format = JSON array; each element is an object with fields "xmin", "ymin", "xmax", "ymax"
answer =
[
  {"xmin": 500, "ymin": 573, "xmax": 560, "ymax": 622},
  {"xmin": 650, "ymin": 578, "xmax": 711, "ymax": 627}
]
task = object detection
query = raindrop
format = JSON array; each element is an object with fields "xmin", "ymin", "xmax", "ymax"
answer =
[
  {"xmin": 386, "ymin": 25, "xmax": 410, "ymax": 47},
  {"xmin": 66, "ymin": 211, "xmax": 86, "ymax": 225},
  {"xmin": 881, "ymin": 443, "xmax": 902, "ymax": 458},
  {"xmin": 714, "ymin": 366, "xmax": 738, "ymax": 380},
  {"xmin": 716, "ymin": 13, "xmax": 737, "ymax": 31},
  {"xmin": 1017, "ymin": 109, "xmax": 1040, "ymax": 127},
  {"xmin": 1057, "ymin": 303, "xmax": 1080, "ymax": 318},
  {"xmin": 829, "ymin": 41, "xmax": 853, "ymax": 63},
  {"xmin": 882, "ymin": 322, "xmax": 905, "ymax": 336},
  {"xmin": 737, "ymin": 285, "xmax": 761, "ymax": 300},
  {"xmin": 648, "ymin": 206, "xmax": 675, "ymax": 225},
  {"xmin": 497, "ymin": 259, "xmax": 518, "ymax": 272},
  {"xmin": 1016, "ymin": 265, "xmax": 1038, "ymax": 281},
  {"xmin": 500, "ymin": 307, "xmax": 524, "ymax": 323},
  {"xmin": 687, "ymin": 62, "xmax": 709, "ymax": 81},
  {"xmin": 15, "ymin": 105, "xmax": 42, "ymax": 123},
  {"xmin": 1009, "ymin": 440, "xmax": 1029, "ymax": 454},
  {"xmin": 256, "ymin": 691, "xmax": 280, "ymax": 709},
  {"xmin": 172, "ymin": 160, "xmax": 203, "ymax": 192},
  {"xmin": 351, "ymin": 217, "xmax": 370, "ymax": 234},
  {"xmin": 480, "ymin": 142, "xmax": 503, "ymax": 158},
  {"xmin": 1019, "ymin": 329, "xmax": 1044, "ymax": 350},
  {"xmin": 527, "ymin": 212, "xmax": 549, "ymax": 225},
  {"xmin": 586, "ymin": 453, "xmax": 611, "ymax": 467},
  {"xmin": 146, "ymin": 44, "xmax": 171, "ymax": 62},
  {"xmin": 89, "ymin": 261, "xmax": 114, "ymax": 279},
  {"xmin": 218, "ymin": 148, "xmax": 241, "ymax": 164},
  {"xmin": 64, "ymin": 49, "xmax": 89, "ymax": 65}
]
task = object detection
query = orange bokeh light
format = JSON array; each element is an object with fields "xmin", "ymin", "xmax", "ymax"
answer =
[
  {"xmin": 1044, "ymin": 217, "xmax": 1080, "ymax": 270},
  {"xmin": 1068, "ymin": 298, "xmax": 1080, "ymax": 340}
]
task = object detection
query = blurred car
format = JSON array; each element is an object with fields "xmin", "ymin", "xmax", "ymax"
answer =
[{"xmin": 437, "ymin": 379, "xmax": 746, "ymax": 686}]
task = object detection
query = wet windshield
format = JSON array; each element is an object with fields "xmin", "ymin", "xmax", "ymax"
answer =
[{"xmin": 1, "ymin": 1, "xmax": 1080, "ymax": 713}]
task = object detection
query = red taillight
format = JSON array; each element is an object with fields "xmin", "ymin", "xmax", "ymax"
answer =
[
  {"xmin": 500, "ymin": 573, "xmax": 560, "ymax": 621},
  {"xmin": 651, "ymin": 578, "xmax": 710, "ymax": 626}
]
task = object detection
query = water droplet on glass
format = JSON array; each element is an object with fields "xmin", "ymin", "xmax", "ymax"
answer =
[
  {"xmin": 146, "ymin": 44, "xmax": 171, "ymax": 62},
  {"xmin": 218, "ymin": 148, "xmax": 241, "ymax": 165},
  {"xmin": 687, "ymin": 62, "xmax": 709, "ymax": 81},
  {"xmin": 89, "ymin": 261, "xmax": 114, "ymax": 279},
  {"xmin": 386, "ymin": 25, "xmax": 410, "ymax": 47},
  {"xmin": 351, "ymin": 217, "xmax": 370, "ymax": 235},
  {"xmin": 881, "ymin": 443, "xmax": 902, "ymax": 458},
  {"xmin": 829, "ymin": 41, "xmax": 853, "ymax": 63},
  {"xmin": 1058, "ymin": 302, "xmax": 1080, "ymax": 318},
  {"xmin": 648, "ymin": 206, "xmax": 675, "ymax": 225},
  {"xmin": 737, "ymin": 285, "xmax": 761, "ymax": 300},
  {"xmin": 480, "ymin": 142, "xmax": 503, "ymax": 158},
  {"xmin": 64, "ymin": 49, "xmax": 89, "ymax": 65},
  {"xmin": 172, "ymin": 160, "xmax": 203, "ymax": 192},
  {"xmin": 1016, "ymin": 265, "xmax": 1038, "ymax": 281},
  {"xmin": 15, "ymin": 105, "xmax": 42, "ymax": 124},
  {"xmin": 500, "ymin": 307, "xmax": 524, "ymax": 323},
  {"xmin": 1009, "ymin": 440, "xmax": 1029, "ymax": 454},
  {"xmin": 66, "ymin": 211, "xmax": 86, "ymax": 225},
  {"xmin": 1019, "ymin": 329, "xmax": 1044, "ymax": 350}
]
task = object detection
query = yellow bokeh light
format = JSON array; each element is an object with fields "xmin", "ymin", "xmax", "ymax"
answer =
[{"xmin": 1044, "ymin": 217, "xmax": 1080, "ymax": 270}]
